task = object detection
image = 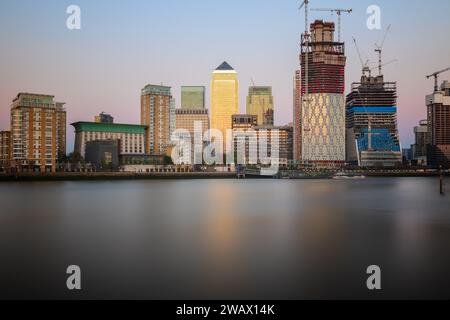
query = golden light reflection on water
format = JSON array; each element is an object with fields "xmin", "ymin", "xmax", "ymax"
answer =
[{"xmin": 203, "ymin": 182, "xmax": 240, "ymax": 268}]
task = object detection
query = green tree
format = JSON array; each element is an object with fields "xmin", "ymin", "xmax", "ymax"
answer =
[
  {"xmin": 68, "ymin": 152, "xmax": 84, "ymax": 163},
  {"xmin": 164, "ymin": 156, "xmax": 174, "ymax": 165}
]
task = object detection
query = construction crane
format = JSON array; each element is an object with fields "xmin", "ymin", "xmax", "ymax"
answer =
[
  {"xmin": 426, "ymin": 67, "xmax": 450, "ymax": 92},
  {"xmin": 310, "ymin": 8, "xmax": 352, "ymax": 42},
  {"xmin": 369, "ymin": 59, "xmax": 398, "ymax": 75},
  {"xmin": 299, "ymin": 0, "xmax": 311, "ymax": 105},
  {"xmin": 374, "ymin": 24, "xmax": 391, "ymax": 76},
  {"xmin": 353, "ymin": 37, "xmax": 371, "ymax": 77}
]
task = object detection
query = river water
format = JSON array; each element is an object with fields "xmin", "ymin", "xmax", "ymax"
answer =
[{"xmin": 0, "ymin": 178, "xmax": 449, "ymax": 299}]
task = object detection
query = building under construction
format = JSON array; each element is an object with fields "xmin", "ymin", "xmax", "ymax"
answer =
[
  {"xmin": 293, "ymin": 70, "xmax": 301, "ymax": 161},
  {"xmin": 346, "ymin": 75, "xmax": 402, "ymax": 167},
  {"xmin": 298, "ymin": 20, "xmax": 346, "ymax": 164},
  {"xmin": 427, "ymin": 80, "xmax": 450, "ymax": 167}
]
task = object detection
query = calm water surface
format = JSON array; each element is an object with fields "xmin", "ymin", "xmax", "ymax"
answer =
[{"xmin": 0, "ymin": 178, "xmax": 449, "ymax": 299}]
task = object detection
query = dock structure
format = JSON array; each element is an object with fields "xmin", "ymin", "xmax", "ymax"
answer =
[{"xmin": 237, "ymin": 165, "xmax": 246, "ymax": 179}]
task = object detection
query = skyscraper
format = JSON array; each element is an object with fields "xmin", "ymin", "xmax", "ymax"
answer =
[
  {"xmin": 10, "ymin": 93, "xmax": 66, "ymax": 173},
  {"xmin": 246, "ymin": 86, "xmax": 274, "ymax": 126},
  {"xmin": 427, "ymin": 80, "xmax": 450, "ymax": 167},
  {"xmin": 181, "ymin": 86, "xmax": 205, "ymax": 110},
  {"xmin": 141, "ymin": 84, "xmax": 176, "ymax": 155},
  {"xmin": 346, "ymin": 75, "xmax": 402, "ymax": 167},
  {"xmin": 211, "ymin": 61, "xmax": 239, "ymax": 144},
  {"xmin": 300, "ymin": 21, "xmax": 346, "ymax": 164}
]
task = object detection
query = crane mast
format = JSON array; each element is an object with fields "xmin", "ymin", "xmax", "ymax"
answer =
[{"xmin": 375, "ymin": 24, "xmax": 392, "ymax": 76}]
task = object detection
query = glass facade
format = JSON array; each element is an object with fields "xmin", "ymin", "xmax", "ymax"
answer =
[
  {"xmin": 211, "ymin": 62, "xmax": 238, "ymax": 144},
  {"xmin": 181, "ymin": 86, "xmax": 205, "ymax": 110},
  {"xmin": 246, "ymin": 86, "xmax": 274, "ymax": 126}
]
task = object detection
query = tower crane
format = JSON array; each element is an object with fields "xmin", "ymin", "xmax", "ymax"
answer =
[
  {"xmin": 299, "ymin": 0, "xmax": 311, "ymax": 104},
  {"xmin": 310, "ymin": 8, "xmax": 352, "ymax": 42},
  {"xmin": 368, "ymin": 60, "xmax": 398, "ymax": 75},
  {"xmin": 353, "ymin": 37, "xmax": 371, "ymax": 77},
  {"xmin": 426, "ymin": 68, "xmax": 450, "ymax": 92},
  {"xmin": 374, "ymin": 24, "xmax": 391, "ymax": 76}
]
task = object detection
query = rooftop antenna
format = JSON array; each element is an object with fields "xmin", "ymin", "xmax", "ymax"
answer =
[
  {"xmin": 375, "ymin": 24, "xmax": 391, "ymax": 76},
  {"xmin": 310, "ymin": 8, "xmax": 352, "ymax": 42}
]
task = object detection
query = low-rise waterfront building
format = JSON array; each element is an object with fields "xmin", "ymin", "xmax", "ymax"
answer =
[
  {"xmin": 72, "ymin": 122, "xmax": 148, "ymax": 158},
  {"xmin": 120, "ymin": 154, "xmax": 165, "ymax": 166},
  {"xmin": 120, "ymin": 163, "xmax": 193, "ymax": 174},
  {"xmin": 85, "ymin": 140, "xmax": 120, "ymax": 171}
]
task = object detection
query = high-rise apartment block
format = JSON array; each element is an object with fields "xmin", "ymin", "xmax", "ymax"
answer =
[
  {"xmin": 181, "ymin": 86, "xmax": 205, "ymax": 110},
  {"xmin": 299, "ymin": 21, "xmax": 346, "ymax": 164},
  {"xmin": 211, "ymin": 62, "xmax": 239, "ymax": 144},
  {"xmin": 427, "ymin": 80, "xmax": 450, "ymax": 167},
  {"xmin": 141, "ymin": 84, "xmax": 176, "ymax": 155},
  {"xmin": 246, "ymin": 86, "xmax": 274, "ymax": 126},
  {"xmin": 346, "ymin": 75, "xmax": 402, "ymax": 167},
  {"xmin": 10, "ymin": 93, "xmax": 66, "ymax": 173}
]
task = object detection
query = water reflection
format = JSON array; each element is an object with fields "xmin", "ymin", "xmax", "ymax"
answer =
[{"xmin": 0, "ymin": 178, "xmax": 449, "ymax": 299}]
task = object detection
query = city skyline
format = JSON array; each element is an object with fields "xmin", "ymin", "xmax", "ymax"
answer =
[{"xmin": 1, "ymin": 0, "xmax": 450, "ymax": 151}]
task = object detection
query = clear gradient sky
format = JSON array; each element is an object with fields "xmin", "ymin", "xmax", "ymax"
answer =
[{"xmin": 1, "ymin": 0, "xmax": 450, "ymax": 151}]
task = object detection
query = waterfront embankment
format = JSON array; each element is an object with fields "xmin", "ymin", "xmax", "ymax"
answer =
[{"xmin": 0, "ymin": 170, "xmax": 448, "ymax": 181}]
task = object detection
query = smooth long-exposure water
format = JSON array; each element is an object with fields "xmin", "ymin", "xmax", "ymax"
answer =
[{"xmin": 1, "ymin": 178, "xmax": 449, "ymax": 299}]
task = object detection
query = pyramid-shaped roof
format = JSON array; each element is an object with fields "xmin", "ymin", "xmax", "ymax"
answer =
[{"xmin": 215, "ymin": 61, "xmax": 234, "ymax": 71}]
